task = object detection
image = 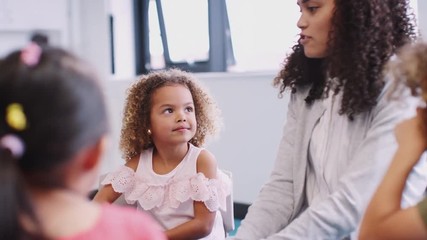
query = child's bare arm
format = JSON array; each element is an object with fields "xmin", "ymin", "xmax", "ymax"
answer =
[
  {"xmin": 93, "ymin": 184, "xmax": 122, "ymax": 203},
  {"xmin": 360, "ymin": 111, "xmax": 427, "ymax": 239}
]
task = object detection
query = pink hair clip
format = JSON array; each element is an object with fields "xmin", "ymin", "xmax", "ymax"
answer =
[
  {"xmin": 20, "ymin": 42, "xmax": 42, "ymax": 66},
  {"xmin": 0, "ymin": 134, "xmax": 25, "ymax": 158}
]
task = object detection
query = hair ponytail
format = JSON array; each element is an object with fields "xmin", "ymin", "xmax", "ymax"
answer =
[{"xmin": 0, "ymin": 146, "xmax": 40, "ymax": 240}]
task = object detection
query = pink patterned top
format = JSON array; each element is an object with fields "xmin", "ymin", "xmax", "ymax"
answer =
[
  {"xmin": 102, "ymin": 143, "xmax": 232, "ymax": 240},
  {"xmin": 59, "ymin": 204, "xmax": 166, "ymax": 240}
]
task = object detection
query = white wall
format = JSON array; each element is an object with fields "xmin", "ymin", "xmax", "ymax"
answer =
[
  {"xmin": 0, "ymin": 0, "xmax": 69, "ymax": 56},
  {"xmin": 0, "ymin": 0, "xmax": 111, "ymax": 80},
  {"xmin": 419, "ymin": 0, "xmax": 427, "ymax": 37}
]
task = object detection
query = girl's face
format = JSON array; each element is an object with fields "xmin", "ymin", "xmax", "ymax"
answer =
[
  {"xmin": 297, "ymin": 0, "xmax": 335, "ymax": 58},
  {"xmin": 149, "ymin": 84, "xmax": 197, "ymax": 147}
]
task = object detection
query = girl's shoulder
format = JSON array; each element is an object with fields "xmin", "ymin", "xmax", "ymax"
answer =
[
  {"xmin": 196, "ymin": 148, "xmax": 216, "ymax": 165},
  {"xmin": 195, "ymin": 148, "xmax": 218, "ymax": 179},
  {"xmin": 125, "ymin": 155, "xmax": 140, "ymax": 171},
  {"xmin": 125, "ymin": 148, "xmax": 153, "ymax": 172}
]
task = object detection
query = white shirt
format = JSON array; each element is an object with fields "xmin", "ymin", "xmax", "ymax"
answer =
[{"xmin": 307, "ymin": 90, "xmax": 349, "ymax": 207}]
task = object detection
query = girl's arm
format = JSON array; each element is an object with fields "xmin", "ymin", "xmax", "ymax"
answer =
[
  {"xmin": 359, "ymin": 111, "xmax": 427, "ymax": 239},
  {"xmin": 92, "ymin": 184, "xmax": 122, "ymax": 203},
  {"xmin": 93, "ymin": 155, "xmax": 139, "ymax": 203},
  {"xmin": 165, "ymin": 150, "xmax": 218, "ymax": 240}
]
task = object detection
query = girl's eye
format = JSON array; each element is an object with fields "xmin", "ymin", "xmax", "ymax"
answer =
[
  {"xmin": 185, "ymin": 106, "xmax": 194, "ymax": 112},
  {"xmin": 163, "ymin": 108, "xmax": 173, "ymax": 114}
]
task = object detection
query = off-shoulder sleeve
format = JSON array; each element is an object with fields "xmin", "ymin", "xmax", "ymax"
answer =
[
  {"xmin": 101, "ymin": 166, "xmax": 136, "ymax": 196},
  {"xmin": 102, "ymin": 166, "xmax": 232, "ymax": 212},
  {"xmin": 168, "ymin": 170, "xmax": 232, "ymax": 212}
]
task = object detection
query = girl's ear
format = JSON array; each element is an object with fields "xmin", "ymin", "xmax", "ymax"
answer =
[{"xmin": 81, "ymin": 136, "xmax": 108, "ymax": 171}]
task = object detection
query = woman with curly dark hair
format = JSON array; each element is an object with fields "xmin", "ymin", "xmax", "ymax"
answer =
[
  {"xmin": 94, "ymin": 69, "xmax": 232, "ymax": 239},
  {"xmin": 233, "ymin": 0, "xmax": 427, "ymax": 239}
]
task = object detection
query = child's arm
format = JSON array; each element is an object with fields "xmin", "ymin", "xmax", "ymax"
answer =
[
  {"xmin": 165, "ymin": 150, "xmax": 218, "ymax": 240},
  {"xmin": 93, "ymin": 155, "xmax": 139, "ymax": 203},
  {"xmin": 93, "ymin": 184, "xmax": 121, "ymax": 203},
  {"xmin": 359, "ymin": 111, "xmax": 427, "ymax": 239}
]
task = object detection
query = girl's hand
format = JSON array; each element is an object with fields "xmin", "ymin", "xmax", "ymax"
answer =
[{"xmin": 395, "ymin": 108, "xmax": 427, "ymax": 158}]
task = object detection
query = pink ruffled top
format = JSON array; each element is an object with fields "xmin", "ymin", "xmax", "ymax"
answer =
[{"xmin": 101, "ymin": 143, "xmax": 231, "ymax": 239}]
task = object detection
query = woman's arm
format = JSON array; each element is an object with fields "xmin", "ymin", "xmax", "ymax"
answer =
[
  {"xmin": 359, "ymin": 110, "xmax": 427, "ymax": 239},
  {"xmin": 165, "ymin": 150, "xmax": 218, "ymax": 240}
]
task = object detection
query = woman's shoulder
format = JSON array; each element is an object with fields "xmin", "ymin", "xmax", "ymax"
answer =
[
  {"xmin": 374, "ymin": 75, "xmax": 418, "ymax": 113},
  {"xmin": 291, "ymin": 84, "xmax": 312, "ymax": 98}
]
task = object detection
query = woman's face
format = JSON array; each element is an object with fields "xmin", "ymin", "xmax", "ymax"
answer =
[{"xmin": 297, "ymin": 0, "xmax": 335, "ymax": 58}]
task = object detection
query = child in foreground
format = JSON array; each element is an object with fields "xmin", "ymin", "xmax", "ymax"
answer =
[
  {"xmin": 0, "ymin": 40, "xmax": 166, "ymax": 239},
  {"xmin": 94, "ymin": 69, "xmax": 232, "ymax": 239},
  {"xmin": 360, "ymin": 41, "xmax": 427, "ymax": 239}
]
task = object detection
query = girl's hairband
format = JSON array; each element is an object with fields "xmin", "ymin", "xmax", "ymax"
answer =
[
  {"xmin": 0, "ymin": 134, "xmax": 25, "ymax": 158},
  {"xmin": 20, "ymin": 42, "xmax": 42, "ymax": 66}
]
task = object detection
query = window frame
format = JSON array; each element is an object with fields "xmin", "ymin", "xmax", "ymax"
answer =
[{"xmin": 133, "ymin": 0, "xmax": 235, "ymax": 74}]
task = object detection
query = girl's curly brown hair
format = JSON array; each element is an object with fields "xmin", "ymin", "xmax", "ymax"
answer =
[
  {"xmin": 273, "ymin": 0, "xmax": 417, "ymax": 119},
  {"xmin": 120, "ymin": 68, "xmax": 222, "ymax": 160}
]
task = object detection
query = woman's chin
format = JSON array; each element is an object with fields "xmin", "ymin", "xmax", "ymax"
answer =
[{"xmin": 304, "ymin": 50, "xmax": 326, "ymax": 59}]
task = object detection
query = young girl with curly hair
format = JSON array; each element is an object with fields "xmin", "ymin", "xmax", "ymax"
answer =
[
  {"xmin": 0, "ymin": 40, "xmax": 165, "ymax": 239},
  {"xmin": 360, "ymin": 41, "xmax": 427, "ymax": 239},
  {"xmin": 233, "ymin": 0, "xmax": 427, "ymax": 239},
  {"xmin": 94, "ymin": 69, "xmax": 232, "ymax": 239}
]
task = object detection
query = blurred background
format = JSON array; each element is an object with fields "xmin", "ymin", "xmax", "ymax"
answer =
[{"xmin": 0, "ymin": 0, "xmax": 425, "ymax": 210}]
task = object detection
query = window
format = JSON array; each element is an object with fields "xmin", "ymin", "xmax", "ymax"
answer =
[
  {"xmin": 133, "ymin": 0, "xmax": 420, "ymax": 75},
  {"xmin": 134, "ymin": 0, "xmax": 234, "ymax": 74}
]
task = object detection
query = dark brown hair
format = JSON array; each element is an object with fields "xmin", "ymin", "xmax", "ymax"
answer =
[
  {"xmin": 0, "ymin": 45, "xmax": 108, "ymax": 239},
  {"xmin": 273, "ymin": 0, "xmax": 416, "ymax": 118}
]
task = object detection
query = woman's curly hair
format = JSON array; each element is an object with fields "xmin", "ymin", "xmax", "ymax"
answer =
[
  {"xmin": 273, "ymin": 0, "xmax": 417, "ymax": 119},
  {"xmin": 120, "ymin": 68, "xmax": 222, "ymax": 160}
]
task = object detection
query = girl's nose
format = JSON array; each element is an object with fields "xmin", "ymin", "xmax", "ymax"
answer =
[{"xmin": 176, "ymin": 112, "xmax": 187, "ymax": 122}]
